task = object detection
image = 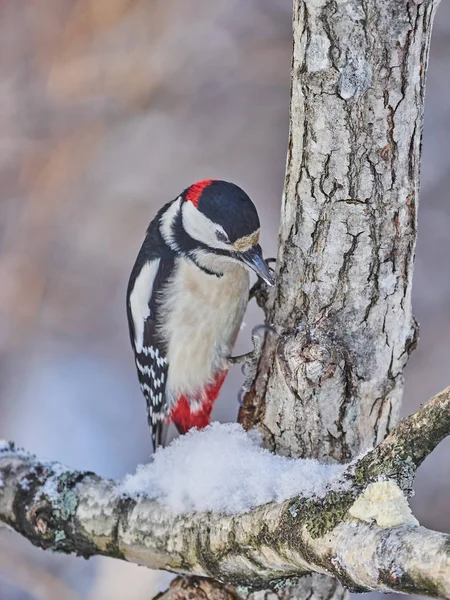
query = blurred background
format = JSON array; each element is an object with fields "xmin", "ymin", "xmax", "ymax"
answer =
[{"xmin": 0, "ymin": 1, "xmax": 448, "ymax": 599}]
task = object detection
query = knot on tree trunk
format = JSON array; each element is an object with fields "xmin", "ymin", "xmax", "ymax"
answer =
[{"xmin": 278, "ymin": 328, "xmax": 344, "ymax": 390}]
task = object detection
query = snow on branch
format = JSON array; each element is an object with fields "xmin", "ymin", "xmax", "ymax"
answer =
[{"xmin": 1, "ymin": 385, "xmax": 450, "ymax": 598}]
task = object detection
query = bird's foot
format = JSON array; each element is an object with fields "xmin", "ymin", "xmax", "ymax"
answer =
[{"xmin": 228, "ymin": 324, "xmax": 277, "ymax": 405}]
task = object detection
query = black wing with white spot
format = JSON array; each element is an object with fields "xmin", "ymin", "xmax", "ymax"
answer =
[
  {"xmin": 126, "ymin": 213, "xmax": 175, "ymax": 449},
  {"xmin": 134, "ymin": 317, "xmax": 170, "ymax": 448}
]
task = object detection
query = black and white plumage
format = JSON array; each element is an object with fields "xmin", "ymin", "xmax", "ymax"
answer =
[{"xmin": 126, "ymin": 180, "xmax": 274, "ymax": 449}]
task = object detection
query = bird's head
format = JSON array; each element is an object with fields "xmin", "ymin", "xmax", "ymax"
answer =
[{"xmin": 160, "ymin": 179, "xmax": 274, "ymax": 285}]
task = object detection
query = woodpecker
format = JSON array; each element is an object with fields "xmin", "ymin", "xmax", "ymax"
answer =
[{"xmin": 126, "ymin": 179, "xmax": 274, "ymax": 449}]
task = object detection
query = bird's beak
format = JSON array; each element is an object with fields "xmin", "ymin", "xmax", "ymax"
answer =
[{"xmin": 238, "ymin": 246, "xmax": 275, "ymax": 286}]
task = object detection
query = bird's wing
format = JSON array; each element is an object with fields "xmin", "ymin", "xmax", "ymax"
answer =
[{"xmin": 127, "ymin": 247, "xmax": 174, "ymax": 449}]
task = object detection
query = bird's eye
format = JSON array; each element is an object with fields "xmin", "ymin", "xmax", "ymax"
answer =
[{"xmin": 216, "ymin": 231, "xmax": 229, "ymax": 243}]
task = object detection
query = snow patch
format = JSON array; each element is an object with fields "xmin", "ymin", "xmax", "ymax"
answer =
[
  {"xmin": 349, "ymin": 480, "xmax": 419, "ymax": 527},
  {"xmin": 120, "ymin": 423, "xmax": 348, "ymax": 514},
  {"xmin": 37, "ymin": 463, "xmax": 67, "ymax": 502},
  {"xmin": 20, "ymin": 477, "xmax": 30, "ymax": 491}
]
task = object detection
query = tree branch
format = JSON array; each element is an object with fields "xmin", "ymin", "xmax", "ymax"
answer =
[
  {"xmin": 1, "ymin": 385, "xmax": 450, "ymax": 598},
  {"xmin": 355, "ymin": 385, "xmax": 450, "ymax": 492},
  {"xmin": 154, "ymin": 577, "xmax": 241, "ymax": 600}
]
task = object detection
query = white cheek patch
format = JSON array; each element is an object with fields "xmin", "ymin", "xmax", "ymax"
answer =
[
  {"xmin": 160, "ymin": 197, "xmax": 182, "ymax": 249},
  {"xmin": 182, "ymin": 202, "xmax": 230, "ymax": 251},
  {"xmin": 191, "ymin": 248, "xmax": 241, "ymax": 275},
  {"xmin": 129, "ymin": 259, "xmax": 160, "ymax": 353}
]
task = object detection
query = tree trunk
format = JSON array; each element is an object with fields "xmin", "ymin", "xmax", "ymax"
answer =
[{"xmin": 240, "ymin": 0, "xmax": 439, "ymax": 597}]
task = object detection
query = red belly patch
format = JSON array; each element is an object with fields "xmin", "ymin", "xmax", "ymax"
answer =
[{"xmin": 170, "ymin": 370, "xmax": 228, "ymax": 434}]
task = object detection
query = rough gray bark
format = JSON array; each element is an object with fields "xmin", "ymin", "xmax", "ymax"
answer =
[
  {"xmin": 236, "ymin": 0, "xmax": 440, "ymax": 598},
  {"xmin": 1, "ymin": 387, "xmax": 450, "ymax": 598},
  {"xmin": 247, "ymin": 0, "xmax": 435, "ymax": 481},
  {"xmin": 242, "ymin": 0, "xmax": 438, "ymax": 462},
  {"xmin": 154, "ymin": 577, "xmax": 241, "ymax": 600}
]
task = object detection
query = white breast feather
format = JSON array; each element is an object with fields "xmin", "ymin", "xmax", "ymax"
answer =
[
  {"xmin": 129, "ymin": 259, "xmax": 160, "ymax": 353},
  {"xmin": 158, "ymin": 257, "xmax": 249, "ymax": 405}
]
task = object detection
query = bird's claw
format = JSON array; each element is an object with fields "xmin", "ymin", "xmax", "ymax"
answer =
[
  {"xmin": 237, "ymin": 388, "xmax": 246, "ymax": 407},
  {"xmin": 228, "ymin": 324, "xmax": 276, "ymax": 365},
  {"xmin": 229, "ymin": 324, "xmax": 278, "ymax": 402}
]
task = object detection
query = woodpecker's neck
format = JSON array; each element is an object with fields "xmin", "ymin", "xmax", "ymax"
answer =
[{"xmin": 187, "ymin": 249, "xmax": 237, "ymax": 278}]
